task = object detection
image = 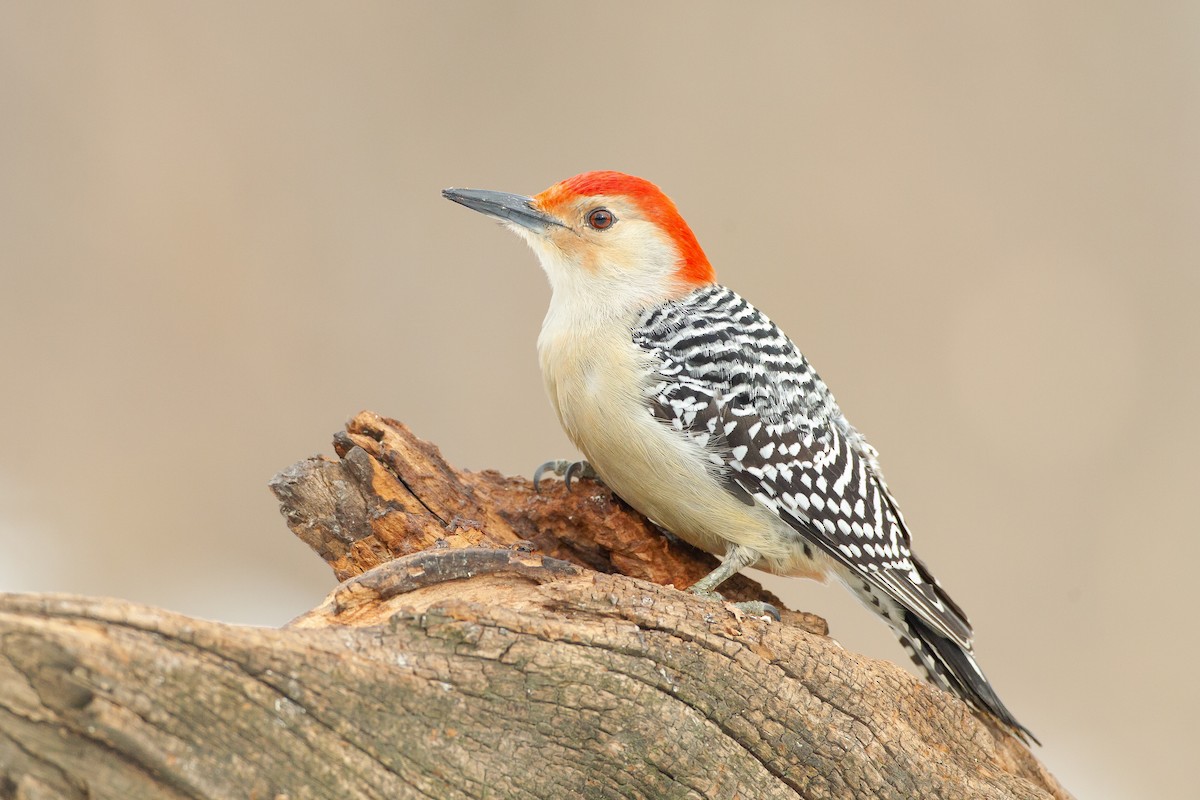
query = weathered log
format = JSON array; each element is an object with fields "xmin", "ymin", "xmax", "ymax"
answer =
[{"xmin": 0, "ymin": 412, "xmax": 1071, "ymax": 799}]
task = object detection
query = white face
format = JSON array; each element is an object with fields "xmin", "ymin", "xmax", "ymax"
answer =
[{"xmin": 511, "ymin": 194, "xmax": 690, "ymax": 318}]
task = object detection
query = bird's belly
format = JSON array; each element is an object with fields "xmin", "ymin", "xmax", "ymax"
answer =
[{"xmin": 542, "ymin": 337, "xmax": 827, "ymax": 581}]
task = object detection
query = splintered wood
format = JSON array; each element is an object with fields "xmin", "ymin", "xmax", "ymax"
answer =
[{"xmin": 269, "ymin": 410, "xmax": 824, "ymax": 632}]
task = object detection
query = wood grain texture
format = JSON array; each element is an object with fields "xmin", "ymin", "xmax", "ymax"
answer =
[{"xmin": 0, "ymin": 413, "xmax": 1071, "ymax": 799}]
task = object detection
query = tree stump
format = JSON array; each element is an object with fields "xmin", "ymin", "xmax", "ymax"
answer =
[{"xmin": 0, "ymin": 412, "xmax": 1071, "ymax": 799}]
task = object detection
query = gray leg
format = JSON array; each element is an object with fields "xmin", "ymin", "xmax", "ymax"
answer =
[
  {"xmin": 689, "ymin": 544, "xmax": 781, "ymax": 620},
  {"xmin": 689, "ymin": 544, "xmax": 759, "ymax": 595}
]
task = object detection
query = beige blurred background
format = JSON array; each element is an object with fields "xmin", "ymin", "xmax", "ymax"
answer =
[{"xmin": 1, "ymin": 3, "xmax": 1196, "ymax": 797}]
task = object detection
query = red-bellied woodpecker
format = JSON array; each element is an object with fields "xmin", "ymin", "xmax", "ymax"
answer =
[{"xmin": 443, "ymin": 171, "xmax": 1036, "ymax": 743}]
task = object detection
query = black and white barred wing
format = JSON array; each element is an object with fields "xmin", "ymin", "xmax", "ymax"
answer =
[{"xmin": 634, "ymin": 285, "xmax": 973, "ymax": 650}]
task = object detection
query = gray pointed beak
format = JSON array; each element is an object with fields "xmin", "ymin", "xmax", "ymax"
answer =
[{"xmin": 442, "ymin": 187, "xmax": 564, "ymax": 233}]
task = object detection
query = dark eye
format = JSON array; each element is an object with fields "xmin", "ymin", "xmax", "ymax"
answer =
[{"xmin": 586, "ymin": 208, "xmax": 616, "ymax": 230}]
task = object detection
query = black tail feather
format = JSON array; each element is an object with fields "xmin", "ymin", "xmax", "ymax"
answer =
[{"xmin": 903, "ymin": 611, "xmax": 1039, "ymax": 746}]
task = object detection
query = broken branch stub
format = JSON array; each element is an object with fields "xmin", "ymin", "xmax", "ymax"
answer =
[{"xmin": 268, "ymin": 410, "xmax": 819, "ymax": 630}]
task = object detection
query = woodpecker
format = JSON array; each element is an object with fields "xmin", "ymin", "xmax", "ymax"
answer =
[{"xmin": 443, "ymin": 171, "xmax": 1036, "ymax": 743}]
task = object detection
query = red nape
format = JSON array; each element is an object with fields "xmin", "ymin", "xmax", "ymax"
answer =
[{"xmin": 545, "ymin": 171, "xmax": 716, "ymax": 286}]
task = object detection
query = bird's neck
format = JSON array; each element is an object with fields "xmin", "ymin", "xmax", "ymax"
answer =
[
  {"xmin": 538, "ymin": 282, "xmax": 637, "ymax": 348},
  {"xmin": 535, "ymin": 286, "xmax": 658, "ymax": 457}
]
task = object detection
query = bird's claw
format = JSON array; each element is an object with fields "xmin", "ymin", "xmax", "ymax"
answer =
[
  {"xmin": 728, "ymin": 600, "xmax": 782, "ymax": 621},
  {"xmin": 533, "ymin": 460, "xmax": 569, "ymax": 493},
  {"xmin": 564, "ymin": 460, "xmax": 597, "ymax": 490},
  {"xmin": 688, "ymin": 586, "xmax": 781, "ymax": 622},
  {"xmin": 533, "ymin": 459, "xmax": 596, "ymax": 493}
]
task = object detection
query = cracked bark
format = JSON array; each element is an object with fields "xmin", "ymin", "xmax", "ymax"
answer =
[{"xmin": 0, "ymin": 412, "xmax": 1071, "ymax": 799}]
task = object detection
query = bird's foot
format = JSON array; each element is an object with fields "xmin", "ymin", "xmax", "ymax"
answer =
[
  {"xmin": 688, "ymin": 587, "xmax": 781, "ymax": 622},
  {"xmin": 533, "ymin": 459, "xmax": 598, "ymax": 493},
  {"xmin": 728, "ymin": 600, "xmax": 782, "ymax": 621}
]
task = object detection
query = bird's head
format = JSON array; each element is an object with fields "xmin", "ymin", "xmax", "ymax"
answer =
[{"xmin": 444, "ymin": 171, "xmax": 714, "ymax": 313}]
